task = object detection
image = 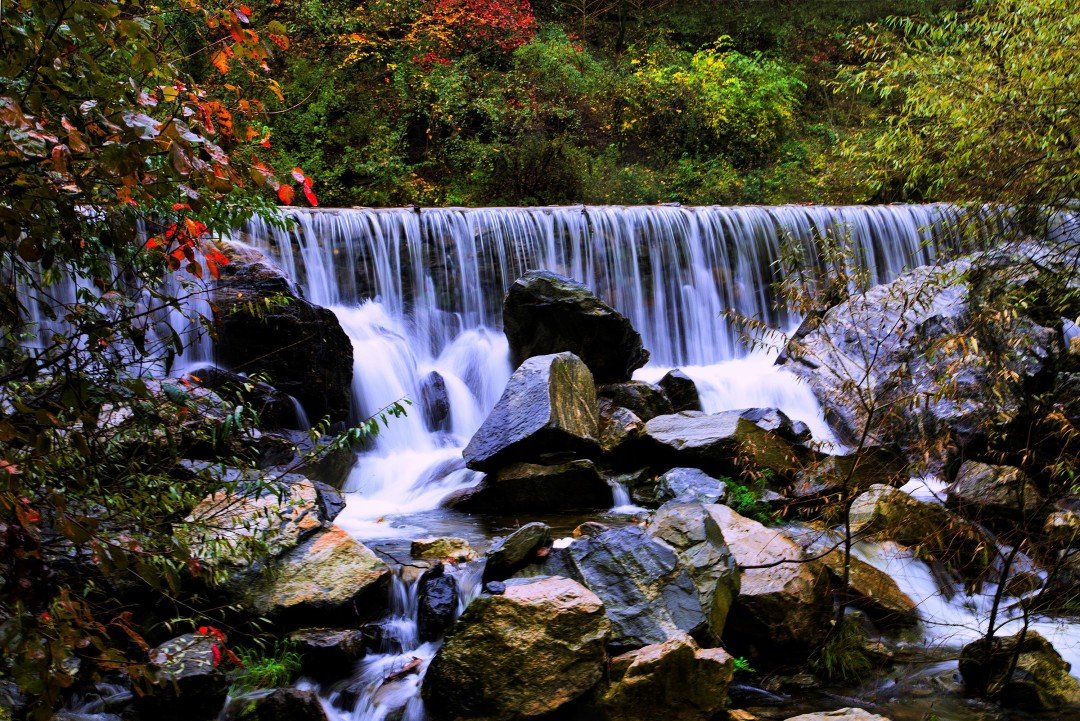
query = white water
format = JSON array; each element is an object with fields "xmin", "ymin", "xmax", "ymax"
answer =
[{"xmin": 234, "ymin": 204, "xmax": 959, "ymax": 535}]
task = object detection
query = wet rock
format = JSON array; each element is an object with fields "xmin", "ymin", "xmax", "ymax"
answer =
[
  {"xmin": 418, "ymin": 563, "xmax": 459, "ymax": 642},
  {"xmin": 783, "ymin": 710, "xmax": 891, "ymax": 721},
  {"xmin": 710, "ymin": 505, "xmax": 833, "ymax": 653},
  {"xmin": 247, "ymin": 525, "xmax": 391, "ymax": 626},
  {"xmin": 485, "ymin": 581, "xmax": 507, "ymax": 595},
  {"xmin": 448, "ymin": 459, "xmax": 612, "ymax": 514},
  {"xmin": 223, "ymin": 688, "xmax": 330, "ymax": 721},
  {"xmin": 423, "ymin": 576, "xmax": 610, "ymax": 720},
  {"xmin": 410, "ymin": 537, "xmax": 477, "ymax": 563},
  {"xmin": 212, "ymin": 242, "xmax": 353, "ymax": 424},
  {"xmin": 287, "ymin": 628, "xmax": 366, "ymax": 678},
  {"xmin": 503, "ymin": 270, "xmax": 649, "ymax": 383},
  {"xmin": 483, "ymin": 522, "xmax": 552, "ymax": 583},
  {"xmin": 657, "ymin": 467, "xmax": 728, "ymax": 505},
  {"xmin": 420, "ymin": 371, "xmax": 451, "ymax": 432},
  {"xmin": 599, "ymin": 631, "xmax": 734, "ymax": 721},
  {"xmin": 1044, "ymin": 508, "xmax": 1080, "ymax": 549},
  {"xmin": 573, "ymin": 521, "xmax": 611, "ymax": 538},
  {"xmin": 189, "ymin": 365, "xmax": 305, "ymax": 429},
  {"xmin": 598, "ymin": 381, "xmax": 673, "ymax": 422},
  {"xmin": 136, "ymin": 633, "xmax": 228, "ymax": 721},
  {"xmin": 51, "ymin": 714, "xmax": 122, "ymax": 721},
  {"xmin": 788, "ymin": 449, "xmax": 903, "ymax": 502},
  {"xmin": 659, "ymin": 369, "xmax": 702, "ymax": 412},
  {"xmin": 649, "ymin": 503, "xmax": 740, "ymax": 643},
  {"xmin": 599, "ymin": 403, "xmax": 645, "ymax": 455},
  {"xmin": 642, "ymin": 409, "xmax": 803, "ymax": 477},
  {"xmin": 947, "ymin": 461, "xmax": 1046, "ymax": 519},
  {"xmin": 959, "ymin": 630, "xmax": 1080, "ymax": 710},
  {"xmin": 559, "ymin": 526, "xmax": 706, "ymax": 649},
  {"xmin": 463, "ymin": 352, "xmax": 599, "ymax": 471}
]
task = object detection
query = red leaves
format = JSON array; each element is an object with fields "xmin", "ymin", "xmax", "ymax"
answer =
[
  {"xmin": 277, "ymin": 168, "xmax": 318, "ymax": 207},
  {"xmin": 412, "ymin": 0, "xmax": 536, "ymax": 64},
  {"xmin": 277, "ymin": 184, "xmax": 295, "ymax": 204}
]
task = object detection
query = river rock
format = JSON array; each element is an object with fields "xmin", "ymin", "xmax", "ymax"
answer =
[
  {"xmin": 777, "ymin": 250, "xmax": 1060, "ymax": 467},
  {"xmin": 599, "ymin": 631, "xmax": 734, "ymax": 721},
  {"xmin": 599, "ymin": 403, "xmax": 645, "ymax": 455},
  {"xmin": 288, "ymin": 628, "xmax": 366, "ymax": 678},
  {"xmin": 136, "ymin": 633, "xmax": 228, "ymax": 721},
  {"xmin": 598, "ymin": 381, "xmax": 673, "ymax": 421},
  {"xmin": 1044, "ymin": 509, "xmax": 1080, "ymax": 549},
  {"xmin": 783, "ymin": 710, "xmax": 891, "ymax": 721},
  {"xmin": 642, "ymin": 409, "xmax": 803, "ymax": 477},
  {"xmin": 418, "ymin": 563, "xmax": 459, "ymax": 642},
  {"xmin": 212, "ymin": 242, "xmax": 353, "ymax": 424},
  {"xmin": 422, "ymin": 576, "xmax": 610, "ymax": 720},
  {"xmin": 559, "ymin": 526, "xmax": 706, "ymax": 649},
  {"xmin": 189, "ymin": 365, "xmax": 305, "ymax": 429},
  {"xmin": 649, "ymin": 503, "xmax": 740, "ymax": 642},
  {"xmin": 947, "ymin": 461, "xmax": 1045, "ymax": 519},
  {"xmin": 223, "ymin": 688, "xmax": 329, "ymax": 721},
  {"xmin": 448, "ymin": 459, "xmax": 612, "ymax": 513},
  {"xmin": 657, "ymin": 467, "xmax": 728, "ymax": 505},
  {"xmin": 246, "ymin": 525, "xmax": 390, "ymax": 626},
  {"xmin": 503, "ymin": 270, "xmax": 649, "ymax": 383},
  {"xmin": 709, "ymin": 505, "xmax": 832, "ymax": 653},
  {"xmin": 463, "ymin": 352, "xmax": 599, "ymax": 471},
  {"xmin": 959, "ymin": 630, "xmax": 1080, "ymax": 709},
  {"xmin": 419, "ymin": 371, "xmax": 451, "ymax": 432},
  {"xmin": 788, "ymin": 448, "xmax": 903, "ymax": 502},
  {"xmin": 410, "ymin": 537, "xmax": 477, "ymax": 562},
  {"xmin": 484, "ymin": 522, "xmax": 553, "ymax": 582},
  {"xmin": 659, "ymin": 369, "xmax": 703, "ymax": 412}
]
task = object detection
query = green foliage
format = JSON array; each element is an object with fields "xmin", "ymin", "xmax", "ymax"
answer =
[
  {"xmin": 229, "ymin": 640, "xmax": 303, "ymax": 693},
  {"xmin": 725, "ymin": 474, "xmax": 775, "ymax": 525},
  {"xmin": 733, "ymin": 656, "xmax": 755, "ymax": 674}
]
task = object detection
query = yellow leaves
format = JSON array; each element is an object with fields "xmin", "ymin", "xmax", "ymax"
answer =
[{"xmin": 211, "ymin": 49, "xmax": 231, "ymax": 74}]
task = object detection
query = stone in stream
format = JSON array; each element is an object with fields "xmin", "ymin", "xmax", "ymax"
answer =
[
  {"xmin": 709, "ymin": 505, "xmax": 833, "ymax": 654},
  {"xmin": 135, "ymin": 633, "xmax": 229, "ymax": 721},
  {"xmin": 959, "ymin": 630, "xmax": 1080, "ymax": 710},
  {"xmin": 410, "ymin": 536, "xmax": 477, "ymax": 563},
  {"xmin": 222, "ymin": 688, "xmax": 330, "ymax": 721},
  {"xmin": 783, "ymin": 710, "xmax": 892, "ymax": 721},
  {"xmin": 946, "ymin": 461, "xmax": 1046, "ymax": 519},
  {"xmin": 462, "ymin": 352, "xmax": 599, "ymax": 471},
  {"xmin": 649, "ymin": 503, "xmax": 740, "ymax": 643},
  {"xmin": 642, "ymin": 409, "xmax": 804, "ymax": 478},
  {"xmin": 659, "ymin": 369, "xmax": 703, "ymax": 412},
  {"xmin": 503, "ymin": 270, "xmax": 649, "ymax": 383},
  {"xmin": 483, "ymin": 522, "xmax": 552, "ymax": 582},
  {"xmin": 188, "ymin": 365, "xmax": 304, "ymax": 429},
  {"xmin": 1044, "ymin": 507, "xmax": 1080, "ymax": 549},
  {"xmin": 419, "ymin": 370, "xmax": 452, "ymax": 432},
  {"xmin": 598, "ymin": 631, "xmax": 735, "ymax": 721},
  {"xmin": 447, "ymin": 459, "xmax": 613, "ymax": 514},
  {"xmin": 422, "ymin": 576, "xmax": 610, "ymax": 720},
  {"xmin": 656, "ymin": 467, "xmax": 728, "ymax": 505},
  {"xmin": 597, "ymin": 381, "xmax": 673, "ymax": 422},
  {"xmin": 245, "ymin": 525, "xmax": 391, "ymax": 627},
  {"xmin": 211, "ymin": 241, "xmax": 353, "ymax": 424},
  {"xmin": 598, "ymin": 402, "xmax": 645, "ymax": 455},
  {"xmin": 287, "ymin": 628, "xmax": 366, "ymax": 678},
  {"xmin": 558, "ymin": 526, "xmax": 707, "ymax": 649},
  {"xmin": 418, "ymin": 563, "xmax": 459, "ymax": 642},
  {"xmin": 788, "ymin": 448, "xmax": 904, "ymax": 502}
]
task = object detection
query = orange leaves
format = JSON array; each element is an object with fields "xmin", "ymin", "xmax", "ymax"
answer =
[
  {"xmin": 211, "ymin": 48, "xmax": 233, "ymax": 74},
  {"xmin": 277, "ymin": 184, "xmax": 295, "ymax": 204},
  {"xmin": 276, "ymin": 168, "xmax": 318, "ymax": 207}
]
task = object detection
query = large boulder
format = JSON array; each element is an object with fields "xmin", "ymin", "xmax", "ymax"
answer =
[
  {"xmin": 136, "ymin": 632, "xmax": 228, "ymax": 721},
  {"xmin": 598, "ymin": 381, "xmax": 673, "ymax": 422},
  {"xmin": 787, "ymin": 448, "xmax": 903, "ymax": 503},
  {"xmin": 642, "ymin": 409, "xmax": 804, "ymax": 477},
  {"xmin": 410, "ymin": 537, "xmax": 477, "ymax": 563},
  {"xmin": 287, "ymin": 628, "xmax": 366, "ymax": 678},
  {"xmin": 423, "ymin": 576, "xmax": 610, "ymax": 720},
  {"xmin": 783, "ymin": 710, "xmax": 891, "ymax": 721},
  {"xmin": 598, "ymin": 404, "xmax": 646, "ymax": 455},
  {"xmin": 709, "ymin": 505, "xmax": 833, "ymax": 653},
  {"xmin": 463, "ymin": 352, "xmax": 599, "ymax": 471},
  {"xmin": 222, "ymin": 688, "xmax": 329, "ymax": 721},
  {"xmin": 657, "ymin": 467, "xmax": 728, "ymax": 505},
  {"xmin": 598, "ymin": 632, "xmax": 734, "ymax": 721},
  {"xmin": 947, "ymin": 461, "xmax": 1046, "ymax": 519},
  {"xmin": 503, "ymin": 270, "xmax": 648, "ymax": 383},
  {"xmin": 777, "ymin": 248, "xmax": 1061, "ymax": 466},
  {"xmin": 212, "ymin": 242, "xmax": 353, "ymax": 424},
  {"xmin": 558, "ymin": 526, "xmax": 707, "ymax": 649},
  {"xmin": 246, "ymin": 525, "xmax": 391, "ymax": 626},
  {"xmin": 649, "ymin": 503, "xmax": 740, "ymax": 643},
  {"xmin": 959, "ymin": 631, "xmax": 1080, "ymax": 710},
  {"xmin": 659, "ymin": 369, "xmax": 703, "ymax": 413},
  {"xmin": 447, "ymin": 459, "xmax": 612, "ymax": 513},
  {"xmin": 189, "ymin": 365, "xmax": 305, "ymax": 429},
  {"xmin": 484, "ymin": 522, "xmax": 553, "ymax": 582}
]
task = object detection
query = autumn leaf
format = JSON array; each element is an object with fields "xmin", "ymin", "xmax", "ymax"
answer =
[{"xmin": 277, "ymin": 184, "xmax": 295, "ymax": 204}]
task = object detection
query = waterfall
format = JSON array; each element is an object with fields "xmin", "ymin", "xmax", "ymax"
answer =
[{"xmin": 232, "ymin": 204, "xmax": 964, "ymax": 537}]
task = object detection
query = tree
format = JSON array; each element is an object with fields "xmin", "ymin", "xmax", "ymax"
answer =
[{"xmin": 842, "ymin": 0, "xmax": 1079, "ymax": 228}]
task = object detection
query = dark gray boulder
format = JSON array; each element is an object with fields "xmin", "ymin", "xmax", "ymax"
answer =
[
  {"xmin": 959, "ymin": 631, "xmax": 1080, "ymax": 709},
  {"xmin": 418, "ymin": 563, "xmax": 459, "ymax": 642},
  {"xmin": 447, "ymin": 459, "xmax": 612, "ymax": 514},
  {"xmin": 463, "ymin": 352, "xmax": 599, "ymax": 471},
  {"xmin": 188, "ymin": 365, "xmax": 304, "ymax": 429},
  {"xmin": 947, "ymin": 461, "xmax": 1046, "ymax": 519},
  {"xmin": 223, "ymin": 688, "xmax": 330, "ymax": 721},
  {"xmin": 136, "ymin": 633, "xmax": 229, "ymax": 721},
  {"xmin": 483, "ymin": 522, "xmax": 553, "ymax": 582},
  {"xmin": 659, "ymin": 369, "xmax": 703, "ymax": 412},
  {"xmin": 212, "ymin": 242, "xmax": 353, "ymax": 424},
  {"xmin": 503, "ymin": 270, "xmax": 649, "ymax": 383},
  {"xmin": 559, "ymin": 526, "xmax": 707, "ymax": 649},
  {"xmin": 597, "ymin": 381, "xmax": 673, "ymax": 422},
  {"xmin": 598, "ymin": 403, "xmax": 645, "ymax": 455},
  {"xmin": 288, "ymin": 628, "xmax": 366, "ymax": 678},
  {"xmin": 420, "ymin": 371, "xmax": 451, "ymax": 432},
  {"xmin": 657, "ymin": 467, "xmax": 728, "ymax": 505}
]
